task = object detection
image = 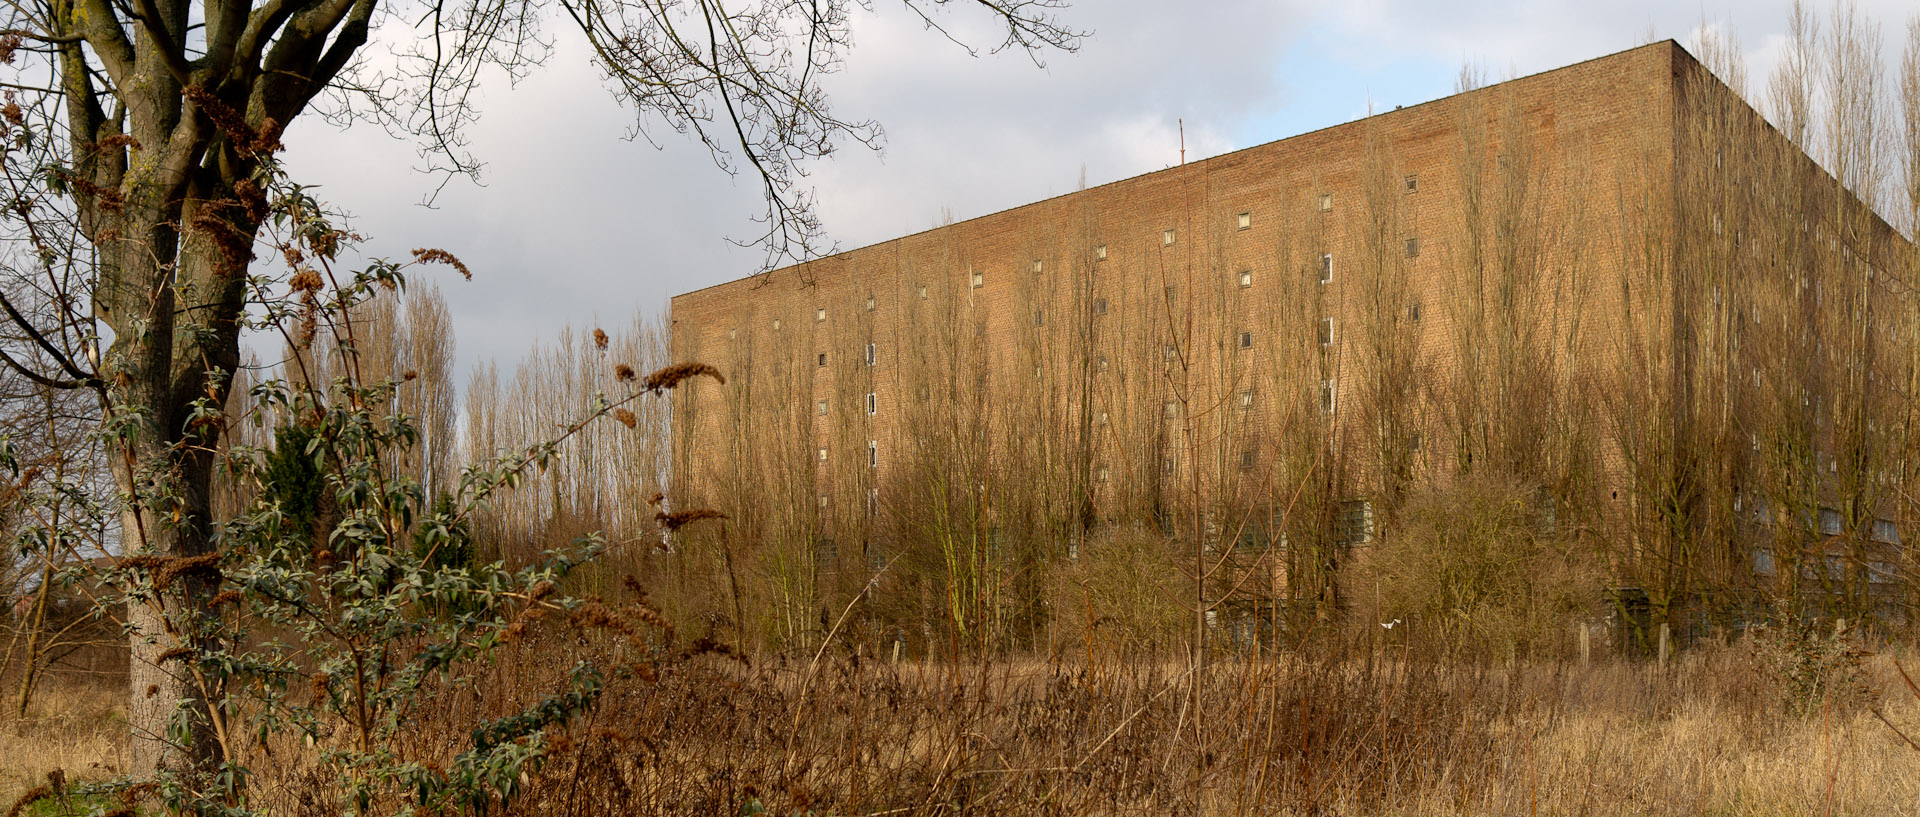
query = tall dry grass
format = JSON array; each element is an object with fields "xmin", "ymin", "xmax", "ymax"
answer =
[{"xmin": 13, "ymin": 611, "xmax": 1911, "ymax": 816}]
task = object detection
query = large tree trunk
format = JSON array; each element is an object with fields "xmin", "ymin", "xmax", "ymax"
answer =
[{"xmin": 95, "ymin": 152, "xmax": 257, "ymax": 777}]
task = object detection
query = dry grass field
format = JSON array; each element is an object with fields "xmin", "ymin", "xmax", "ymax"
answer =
[{"xmin": 7, "ymin": 631, "xmax": 1920, "ymax": 816}]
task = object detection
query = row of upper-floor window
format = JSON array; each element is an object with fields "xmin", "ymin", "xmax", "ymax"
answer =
[
  {"xmin": 726, "ymin": 241, "xmax": 1433, "ymax": 346},
  {"xmin": 719, "ymin": 177, "xmax": 1438, "ymax": 337}
]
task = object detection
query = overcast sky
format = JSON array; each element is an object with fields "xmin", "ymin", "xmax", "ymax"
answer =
[{"xmin": 279, "ymin": 0, "xmax": 1920, "ymax": 380}]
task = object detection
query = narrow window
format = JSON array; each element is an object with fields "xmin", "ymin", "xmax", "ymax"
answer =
[
  {"xmin": 1319, "ymin": 318, "xmax": 1333, "ymax": 346},
  {"xmin": 1319, "ymin": 193, "xmax": 1333, "ymax": 212},
  {"xmin": 817, "ymin": 399, "xmax": 828, "ymax": 415},
  {"xmin": 818, "ymin": 447, "xmax": 828, "ymax": 462},
  {"xmin": 865, "ymin": 343, "xmax": 877, "ymax": 366},
  {"xmin": 1094, "ymin": 298, "xmax": 1108, "ymax": 315},
  {"xmin": 1034, "ymin": 309, "xmax": 1045, "ymax": 326},
  {"xmin": 866, "ymin": 293, "xmax": 876, "ymax": 311},
  {"xmin": 1405, "ymin": 238, "xmax": 1419, "ymax": 258},
  {"xmin": 1238, "ymin": 390, "xmax": 1254, "ymax": 410},
  {"xmin": 818, "ymin": 494, "xmax": 828, "ymax": 508},
  {"xmin": 868, "ymin": 441, "xmax": 878, "ymax": 467},
  {"xmin": 1240, "ymin": 450, "xmax": 1257, "ymax": 471},
  {"xmin": 867, "ymin": 488, "xmax": 878, "ymax": 517},
  {"xmin": 1164, "ymin": 400, "xmax": 1178, "ymax": 418},
  {"xmin": 1320, "ymin": 253, "xmax": 1333, "ymax": 283},
  {"xmin": 1163, "ymin": 344, "xmax": 1177, "ymax": 362},
  {"xmin": 1410, "ymin": 301, "xmax": 1422, "ymax": 322},
  {"xmin": 1238, "ymin": 270, "xmax": 1253, "ymax": 288},
  {"xmin": 773, "ymin": 318, "xmax": 782, "ymax": 331},
  {"xmin": 728, "ymin": 327, "xmax": 738, "ymax": 340},
  {"xmin": 1236, "ymin": 211, "xmax": 1252, "ymax": 231},
  {"xmin": 817, "ymin": 352, "xmax": 827, "ymax": 367},
  {"xmin": 1096, "ymin": 356, "xmax": 1109, "ymax": 372},
  {"xmin": 1238, "ymin": 331, "xmax": 1253, "ymax": 350},
  {"xmin": 1095, "ymin": 244, "xmax": 1108, "ymax": 261},
  {"xmin": 1162, "ymin": 228, "xmax": 1176, "ymax": 246},
  {"xmin": 971, "ymin": 271, "xmax": 983, "ymax": 288},
  {"xmin": 1404, "ymin": 174, "xmax": 1418, "ymax": 193},
  {"xmin": 1321, "ymin": 380, "xmax": 1335, "ymax": 413},
  {"xmin": 816, "ymin": 307, "xmax": 827, "ymax": 322},
  {"xmin": 865, "ymin": 392, "xmax": 877, "ymax": 415},
  {"xmin": 1032, "ymin": 259, "xmax": 1043, "ymax": 273},
  {"xmin": 1163, "ymin": 455, "xmax": 1176, "ymax": 474},
  {"xmin": 1097, "ymin": 466, "xmax": 1111, "ymax": 483},
  {"xmin": 918, "ymin": 285, "xmax": 929, "ymax": 300}
]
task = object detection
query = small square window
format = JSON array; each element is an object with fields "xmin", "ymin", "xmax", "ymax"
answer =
[
  {"xmin": 817, "ymin": 399, "xmax": 829, "ymax": 415},
  {"xmin": 817, "ymin": 352, "xmax": 827, "ymax": 367},
  {"xmin": 818, "ymin": 494, "xmax": 829, "ymax": 508},
  {"xmin": 1096, "ymin": 356, "xmax": 1109, "ymax": 372},
  {"xmin": 1164, "ymin": 400, "xmax": 1179, "ymax": 418},
  {"xmin": 865, "ymin": 343, "xmax": 877, "ymax": 366},
  {"xmin": 1162, "ymin": 228, "xmax": 1176, "ymax": 246},
  {"xmin": 1405, "ymin": 174, "xmax": 1418, "ymax": 193},
  {"xmin": 1163, "ymin": 344, "xmax": 1177, "ymax": 362},
  {"xmin": 1032, "ymin": 259, "xmax": 1043, "ymax": 273},
  {"xmin": 816, "ymin": 307, "xmax": 827, "ymax": 322},
  {"xmin": 1319, "ymin": 318, "xmax": 1334, "ymax": 346},
  {"xmin": 971, "ymin": 271, "xmax": 984, "ymax": 288},
  {"xmin": 1095, "ymin": 244, "xmax": 1108, "ymax": 261},
  {"xmin": 1319, "ymin": 253, "xmax": 1333, "ymax": 283},
  {"xmin": 773, "ymin": 318, "xmax": 783, "ymax": 330},
  {"xmin": 865, "ymin": 293, "xmax": 876, "ymax": 311},
  {"xmin": 918, "ymin": 285, "xmax": 929, "ymax": 299},
  {"xmin": 1405, "ymin": 238, "xmax": 1419, "ymax": 258},
  {"xmin": 1236, "ymin": 211, "xmax": 1252, "ymax": 230},
  {"xmin": 1238, "ymin": 270, "xmax": 1253, "ymax": 288},
  {"xmin": 1094, "ymin": 298, "xmax": 1108, "ymax": 315},
  {"xmin": 1319, "ymin": 193, "xmax": 1333, "ymax": 212},
  {"xmin": 1238, "ymin": 331, "xmax": 1253, "ymax": 349},
  {"xmin": 728, "ymin": 328, "xmax": 738, "ymax": 340},
  {"xmin": 1238, "ymin": 390, "xmax": 1254, "ymax": 409},
  {"xmin": 818, "ymin": 447, "xmax": 828, "ymax": 462},
  {"xmin": 1240, "ymin": 450, "xmax": 1256, "ymax": 471},
  {"xmin": 865, "ymin": 392, "xmax": 877, "ymax": 415}
]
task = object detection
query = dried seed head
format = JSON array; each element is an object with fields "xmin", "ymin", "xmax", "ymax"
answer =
[
  {"xmin": 656, "ymin": 508, "xmax": 727, "ymax": 531},
  {"xmin": 641, "ymin": 362, "xmax": 724, "ymax": 394},
  {"xmin": 615, "ymin": 364, "xmax": 636, "ymax": 382},
  {"xmin": 155, "ymin": 553, "xmax": 222, "ymax": 591},
  {"xmin": 289, "ymin": 268, "xmax": 323, "ymax": 294},
  {"xmin": 410, "ymin": 248, "xmax": 472, "ymax": 280},
  {"xmin": 613, "ymin": 408, "xmax": 637, "ymax": 429},
  {"xmin": 593, "ymin": 328, "xmax": 609, "ymax": 350}
]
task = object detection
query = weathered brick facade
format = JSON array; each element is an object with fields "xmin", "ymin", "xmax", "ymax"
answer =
[{"xmin": 668, "ymin": 39, "xmax": 1913, "ymax": 635}]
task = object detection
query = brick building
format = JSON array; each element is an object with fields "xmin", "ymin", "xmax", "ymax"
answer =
[{"xmin": 669, "ymin": 40, "xmax": 1915, "ymax": 647}]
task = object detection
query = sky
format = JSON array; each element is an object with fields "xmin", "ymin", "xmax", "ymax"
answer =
[{"xmin": 279, "ymin": 0, "xmax": 1920, "ymax": 380}]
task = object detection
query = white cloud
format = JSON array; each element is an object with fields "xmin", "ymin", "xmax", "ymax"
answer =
[{"xmin": 275, "ymin": 0, "xmax": 1920, "ymax": 381}]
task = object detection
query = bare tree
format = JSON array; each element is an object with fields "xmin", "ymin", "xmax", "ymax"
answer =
[{"xmin": 0, "ymin": 0, "xmax": 1078, "ymax": 778}]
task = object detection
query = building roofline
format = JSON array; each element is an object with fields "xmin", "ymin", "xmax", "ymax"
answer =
[{"xmin": 671, "ymin": 38, "xmax": 1686, "ymax": 304}]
